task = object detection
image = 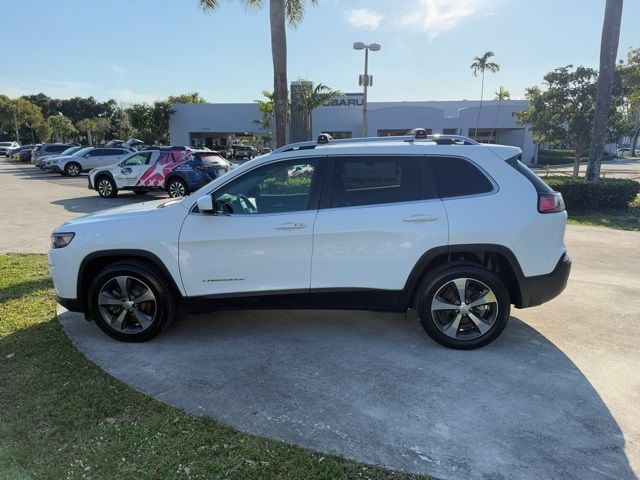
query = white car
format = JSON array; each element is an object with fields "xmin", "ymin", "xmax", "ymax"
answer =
[
  {"xmin": 48, "ymin": 146, "xmax": 131, "ymax": 176},
  {"xmin": 0, "ymin": 141, "xmax": 20, "ymax": 156},
  {"xmin": 49, "ymin": 130, "xmax": 571, "ymax": 349}
]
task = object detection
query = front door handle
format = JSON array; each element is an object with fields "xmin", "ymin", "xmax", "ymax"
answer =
[
  {"xmin": 403, "ymin": 214, "xmax": 439, "ymax": 223},
  {"xmin": 274, "ymin": 222, "xmax": 307, "ymax": 230}
]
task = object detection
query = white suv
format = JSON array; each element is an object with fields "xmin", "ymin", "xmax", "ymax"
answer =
[{"xmin": 49, "ymin": 130, "xmax": 571, "ymax": 349}]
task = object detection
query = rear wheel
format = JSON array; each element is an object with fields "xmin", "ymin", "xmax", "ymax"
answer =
[
  {"xmin": 64, "ymin": 162, "xmax": 81, "ymax": 177},
  {"xmin": 167, "ymin": 178, "xmax": 188, "ymax": 198},
  {"xmin": 96, "ymin": 176, "xmax": 118, "ymax": 198},
  {"xmin": 88, "ymin": 261, "xmax": 176, "ymax": 342},
  {"xmin": 416, "ymin": 265, "xmax": 510, "ymax": 350}
]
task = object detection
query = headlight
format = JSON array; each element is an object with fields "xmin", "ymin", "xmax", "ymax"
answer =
[{"xmin": 51, "ymin": 232, "xmax": 75, "ymax": 249}]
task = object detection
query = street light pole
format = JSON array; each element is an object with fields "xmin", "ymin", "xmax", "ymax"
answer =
[{"xmin": 353, "ymin": 42, "xmax": 381, "ymax": 138}]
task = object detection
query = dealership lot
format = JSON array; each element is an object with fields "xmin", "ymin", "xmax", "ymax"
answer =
[{"xmin": 2, "ymin": 156, "xmax": 639, "ymax": 478}]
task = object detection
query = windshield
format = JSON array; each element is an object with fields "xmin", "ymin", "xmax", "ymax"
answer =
[{"xmin": 59, "ymin": 146, "xmax": 83, "ymax": 156}]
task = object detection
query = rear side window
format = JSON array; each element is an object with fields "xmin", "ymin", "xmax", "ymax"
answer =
[
  {"xmin": 429, "ymin": 156, "xmax": 494, "ymax": 198},
  {"xmin": 329, "ymin": 156, "xmax": 422, "ymax": 208},
  {"xmin": 47, "ymin": 145, "xmax": 69, "ymax": 153}
]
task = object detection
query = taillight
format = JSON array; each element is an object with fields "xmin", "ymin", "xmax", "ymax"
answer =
[{"xmin": 538, "ymin": 192, "xmax": 565, "ymax": 213}]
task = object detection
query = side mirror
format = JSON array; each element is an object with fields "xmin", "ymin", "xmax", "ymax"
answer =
[{"xmin": 196, "ymin": 195, "xmax": 216, "ymax": 214}]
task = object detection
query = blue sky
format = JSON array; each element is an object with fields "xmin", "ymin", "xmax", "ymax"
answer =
[{"xmin": 2, "ymin": 0, "xmax": 639, "ymax": 104}]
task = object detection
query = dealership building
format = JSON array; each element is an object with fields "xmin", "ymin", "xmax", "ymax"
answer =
[{"xmin": 169, "ymin": 84, "xmax": 535, "ymax": 162}]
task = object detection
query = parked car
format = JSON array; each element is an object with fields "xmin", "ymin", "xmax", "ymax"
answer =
[
  {"xmin": 49, "ymin": 129, "xmax": 571, "ymax": 348},
  {"xmin": 88, "ymin": 148, "xmax": 231, "ymax": 198},
  {"xmin": 233, "ymin": 145, "xmax": 257, "ymax": 160},
  {"xmin": 43, "ymin": 146, "xmax": 87, "ymax": 170},
  {"xmin": 48, "ymin": 147, "xmax": 131, "ymax": 176},
  {"xmin": 6, "ymin": 144, "xmax": 25, "ymax": 158},
  {"xmin": 259, "ymin": 147, "xmax": 272, "ymax": 155},
  {"xmin": 616, "ymin": 147, "xmax": 631, "ymax": 158},
  {"xmin": 0, "ymin": 141, "xmax": 20, "ymax": 156},
  {"xmin": 32, "ymin": 143, "xmax": 76, "ymax": 167},
  {"xmin": 19, "ymin": 147, "xmax": 37, "ymax": 163}
]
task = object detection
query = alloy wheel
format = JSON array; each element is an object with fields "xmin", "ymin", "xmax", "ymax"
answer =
[
  {"xmin": 97, "ymin": 276, "xmax": 157, "ymax": 334},
  {"xmin": 67, "ymin": 164, "xmax": 80, "ymax": 176},
  {"xmin": 430, "ymin": 277, "xmax": 499, "ymax": 340},
  {"xmin": 168, "ymin": 181, "xmax": 186, "ymax": 197},
  {"xmin": 97, "ymin": 179, "xmax": 113, "ymax": 197}
]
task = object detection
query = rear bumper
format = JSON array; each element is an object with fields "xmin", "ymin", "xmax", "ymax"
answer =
[{"xmin": 517, "ymin": 253, "xmax": 572, "ymax": 308}]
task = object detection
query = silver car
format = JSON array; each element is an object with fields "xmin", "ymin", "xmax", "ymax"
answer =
[{"xmin": 48, "ymin": 147, "xmax": 131, "ymax": 176}]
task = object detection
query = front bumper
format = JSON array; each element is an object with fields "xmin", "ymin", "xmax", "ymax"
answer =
[
  {"xmin": 517, "ymin": 253, "xmax": 572, "ymax": 308},
  {"xmin": 49, "ymin": 164, "xmax": 63, "ymax": 173},
  {"xmin": 56, "ymin": 295, "xmax": 84, "ymax": 312}
]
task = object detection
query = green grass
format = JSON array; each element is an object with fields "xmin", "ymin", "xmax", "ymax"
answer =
[
  {"xmin": 0, "ymin": 254, "xmax": 429, "ymax": 480},
  {"xmin": 567, "ymin": 197, "xmax": 640, "ymax": 231}
]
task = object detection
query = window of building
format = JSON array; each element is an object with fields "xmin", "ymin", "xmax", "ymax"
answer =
[
  {"xmin": 323, "ymin": 131, "xmax": 352, "ymax": 139},
  {"xmin": 468, "ymin": 128, "xmax": 497, "ymax": 144},
  {"xmin": 329, "ymin": 156, "xmax": 422, "ymax": 208},
  {"xmin": 377, "ymin": 129, "xmax": 432, "ymax": 137},
  {"xmin": 429, "ymin": 157, "xmax": 494, "ymax": 198},
  {"xmin": 443, "ymin": 128, "xmax": 459, "ymax": 135}
]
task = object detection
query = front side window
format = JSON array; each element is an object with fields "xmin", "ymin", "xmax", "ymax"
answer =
[
  {"xmin": 212, "ymin": 158, "xmax": 318, "ymax": 215},
  {"xmin": 429, "ymin": 156, "xmax": 494, "ymax": 198},
  {"xmin": 122, "ymin": 152, "xmax": 152, "ymax": 166},
  {"xmin": 329, "ymin": 156, "xmax": 422, "ymax": 208}
]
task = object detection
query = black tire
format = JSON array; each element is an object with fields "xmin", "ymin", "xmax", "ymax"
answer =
[
  {"xmin": 96, "ymin": 175, "xmax": 118, "ymax": 198},
  {"xmin": 133, "ymin": 189, "xmax": 148, "ymax": 195},
  {"xmin": 416, "ymin": 265, "xmax": 510, "ymax": 350},
  {"xmin": 88, "ymin": 261, "xmax": 176, "ymax": 342},
  {"xmin": 64, "ymin": 162, "xmax": 81, "ymax": 177},
  {"xmin": 166, "ymin": 178, "xmax": 189, "ymax": 198}
]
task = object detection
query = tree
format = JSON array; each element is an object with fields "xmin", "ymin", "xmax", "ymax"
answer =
[
  {"xmin": 619, "ymin": 48, "xmax": 640, "ymax": 155},
  {"xmin": 586, "ymin": 0, "xmax": 624, "ymax": 181},
  {"xmin": 516, "ymin": 66, "xmax": 599, "ymax": 176},
  {"xmin": 488, "ymin": 86, "xmax": 510, "ymax": 142},
  {"xmin": 0, "ymin": 97, "xmax": 44, "ymax": 143},
  {"xmin": 93, "ymin": 117, "xmax": 111, "ymax": 144},
  {"xmin": 252, "ymin": 90, "xmax": 275, "ymax": 145},
  {"xmin": 293, "ymin": 80, "xmax": 341, "ymax": 140},
  {"xmin": 46, "ymin": 114, "xmax": 77, "ymax": 143},
  {"xmin": 76, "ymin": 118, "xmax": 97, "ymax": 145},
  {"xmin": 470, "ymin": 51, "xmax": 500, "ymax": 140},
  {"xmin": 199, "ymin": 0, "xmax": 318, "ymax": 148}
]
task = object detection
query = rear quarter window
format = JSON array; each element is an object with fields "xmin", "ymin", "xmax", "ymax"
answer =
[{"xmin": 429, "ymin": 156, "xmax": 494, "ymax": 198}]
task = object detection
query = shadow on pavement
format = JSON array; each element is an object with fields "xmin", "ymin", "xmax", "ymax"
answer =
[
  {"xmin": 59, "ymin": 308, "xmax": 637, "ymax": 480},
  {"xmin": 50, "ymin": 193, "xmax": 166, "ymax": 214}
]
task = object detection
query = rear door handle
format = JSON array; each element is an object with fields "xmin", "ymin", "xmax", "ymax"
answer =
[
  {"xmin": 403, "ymin": 214, "xmax": 439, "ymax": 223},
  {"xmin": 274, "ymin": 222, "xmax": 307, "ymax": 230}
]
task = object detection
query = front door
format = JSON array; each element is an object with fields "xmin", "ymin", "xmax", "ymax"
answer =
[
  {"xmin": 178, "ymin": 157, "xmax": 323, "ymax": 298},
  {"xmin": 114, "ymin": 151, "xmax": 154, "ymax": 188}
]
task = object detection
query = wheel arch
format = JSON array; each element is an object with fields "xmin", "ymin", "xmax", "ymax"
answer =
[
  {"xmin": 399, "ymin": 244, "xmax": 525, "ymax": 310},
  {"xmin": 77, "ymin": 250, "xmax": 184, "ymax": 314},
  {"xmin": 93, "ymin": 171, "xmax": 116, "ymax": 189}
]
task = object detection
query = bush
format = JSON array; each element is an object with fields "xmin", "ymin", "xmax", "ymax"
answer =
[
  {"xmin": 544, "ymin": 176, "xmax": 640, "ymax": 211},
  {"xmin": 537, "ymin": 150, "xmax": 614, "ymax": 166}
]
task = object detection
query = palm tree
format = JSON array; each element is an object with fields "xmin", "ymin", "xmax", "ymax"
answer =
[
  {"xmin": 470, "ymin": 51, "xmax": 500, "ymax": 141},
  {"xmin": 294, "ymin": 81, "xmax": 341, "ymax": 140},
  {"xmin": 586, "ymin": 0, "xmax": 624, "ymax": 181},
  {"xmin": 252, "ymin": 90, "xmax": 275, "ymax": 146},
  {"xmin": 488, "ymin": 86, "xmax": 510, "ymax": 142},
  {"xmin": 198, "ymin": 0, "xmax": 317, "ymax": 148}
]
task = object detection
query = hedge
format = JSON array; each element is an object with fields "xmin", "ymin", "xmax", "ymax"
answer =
[
  {"xmin": 544, "ymin": 176, "xmax": 640, "ymax": 211},
  {"xmin": 537, "ymin": 150, "xmax": 614, "ymax": 166}
]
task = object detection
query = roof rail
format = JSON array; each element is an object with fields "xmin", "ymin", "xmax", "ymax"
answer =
[{"xmin": 273, "ymin": 129, "xmax": 480, "ymax": 153}]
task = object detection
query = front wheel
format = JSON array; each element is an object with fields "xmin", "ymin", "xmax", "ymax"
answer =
[
  {"xmin": 88, "ymin": 261, "xmax": 176, "ymax": 342},
  {"xmin": 64, "ymin": 162, "xmax": 81, "ymax": 177},
  {"xmin": 166, "ymin": 178, "xmax": 188, "ymax": 198},
  {"xmin": 96, "ymin": 176, "xmax": 118, "ymax": 198},
  {"xmin": 416, "ymin": 265, "xmax": 510, "ymax": 350}
]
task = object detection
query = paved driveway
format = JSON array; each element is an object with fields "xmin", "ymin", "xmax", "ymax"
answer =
[
  {"xmin": 3, "ymin": 157, "xmax": 640, "ymax": 479},
  {"xmin": 533, "ymin": 156, "xmax": 640, "ymax": 180}
]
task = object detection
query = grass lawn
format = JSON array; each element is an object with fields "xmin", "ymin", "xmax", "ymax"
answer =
[
  {"xmin": 567, "ymin": 197, "xmax": 640, "ymax": 232},
  {"xmin": 0, "ymin": 254, "xmax": 429, "ymax": 480}
]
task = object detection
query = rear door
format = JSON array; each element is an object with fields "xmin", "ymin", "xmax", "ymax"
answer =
[{"xmin": 310, "ymin": 155, "xmax": 448, "ymax": 308}]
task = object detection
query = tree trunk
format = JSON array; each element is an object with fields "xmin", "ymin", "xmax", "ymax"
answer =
[
  {"xmin": 489, "ymin": 99, "xmax": 502, "ymax": 142},
  {"xmin": 573, "ymin": 145, "xmax": 582, "ymax": 177},
  {"xmin": 87, "ymin": 130, "xmax": 92, "ymax": 146},
  {"xmin": 631, "ymin": 125, "xmax": 640, "ymax": 156},
  {"xmin": 270, "ymin": 0, "xmax": 288, "ymax": 148},
  {"xmin": 586, "ymin": 0, "xmax": 624, "ymax": 181},
  {"xmin": 474, "ymin": 71, "xmax": 485, "ymax": 139}
]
